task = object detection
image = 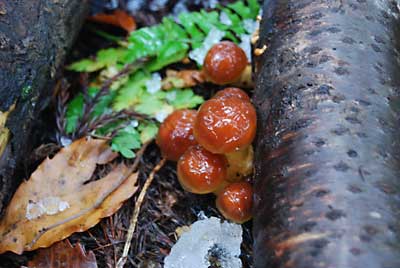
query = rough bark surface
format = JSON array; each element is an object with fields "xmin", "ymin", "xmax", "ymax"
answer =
[
  {"xmin": 0, "ymin": 0, "xmax": 89, "ymax": 215},
  {"xmin": 253, "ymin": 1, "xmax": 400, "ymax": 268}
]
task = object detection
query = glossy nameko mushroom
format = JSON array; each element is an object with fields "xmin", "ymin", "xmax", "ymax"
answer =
[
  {"xmin": 213, "ymin": 87, "xmax": 251, "ymax": 102},
  {"xmin": 216, "ymin": 182, "xmax": 253, "ymax": 223},
  {"xmin": 156, "ymin": 109, "xmax": 197, "ymax": 161},
  {"xmin": 194, "ymin": 97, "xmax": 257, "ymax": 154},
  {"xmin": 177, "ymin": 145, "xmax": 227, "ymax": 194},
  {"xmin": 203, "ymin": 41, "xmax": 248, "ymax": 85}
]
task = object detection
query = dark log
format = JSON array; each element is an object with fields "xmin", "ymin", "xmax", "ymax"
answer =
[
  {"xmin": 253, "ymin": 1, "xmax": 400, "ymax": 268},
  {"xmin": 0, "ymin": 0, "xmax": 89, "ymax": 215}
]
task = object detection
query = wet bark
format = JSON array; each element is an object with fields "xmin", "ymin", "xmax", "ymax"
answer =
[
  {"xmin": 253, "ymin": 0, "xmax": 400, "ymax": 268},
  {"xmin": 0, "ymin": 0, "xmax": 89, "ymax": 215}
]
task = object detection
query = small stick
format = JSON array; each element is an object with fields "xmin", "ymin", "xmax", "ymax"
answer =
[{"xmin": 116, "ymin": 157, "xmax": 167, "ymax": 268}]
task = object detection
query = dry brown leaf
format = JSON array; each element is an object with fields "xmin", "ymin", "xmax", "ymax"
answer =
[
  {"xmin": 0, "ymin": 103, "xmax": 15, "ymax": 158},
  {"xmin": 0, "ymin": 137, "xmax": 138, "ymax": 254},
  {"xmin": 162, "ymin": 69, "xmax": 205, "ymax": 90},
  {"xmin": 89, "ymin": 10, "xmax": 136, "ymax": 33},
  {"xmin": 27, "ymin": 240, "xmax": 97, "ymax": 268}
]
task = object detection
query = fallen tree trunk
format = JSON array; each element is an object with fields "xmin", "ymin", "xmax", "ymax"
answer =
[
  {"xmin": 0, "ymin": 1, "xmax": 89, "ymax": 215},
  {"xmin": 253, "ymin": 0, "xmax": 400, "ymax": 267}
]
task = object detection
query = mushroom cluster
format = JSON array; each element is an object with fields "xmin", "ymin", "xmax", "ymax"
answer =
[{"xmin": 156, "ymin": 42, "xmax": 256, "ymax": 224}]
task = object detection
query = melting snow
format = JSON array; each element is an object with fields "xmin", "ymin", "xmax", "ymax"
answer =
[
  {"xmin": 164, "ymin": 217, "xmax": 243, "ymax": 268},
  {"xmin": 188, "ymin": 27, "xmax": 225, "ymax": 66},
  {"xmin": 26, "ymin": 197, "xmax": 70, "ymax": 220}
]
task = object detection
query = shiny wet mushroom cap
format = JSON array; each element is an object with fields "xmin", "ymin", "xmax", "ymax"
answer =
[
  {"xmin": 203, "ymin": 41, "xmax": 248, "ymax": 85},
  {"xmin": 177, "ymin": 145, "xmax": 227, "ymax": 194},
  {"xmin": 156, "ymin": 109, "xmax": 197, "ymax": 161},
  {"xmin": 216, "ymin": 181, "xmax": 253, "ymax": 223},
  {"xmin": 194, "ymin": 97, "xmax": 257, "ymax": 154},
  {"xmin": 213, "ymin": 87, "xmax": 251, "ymax": 102}
]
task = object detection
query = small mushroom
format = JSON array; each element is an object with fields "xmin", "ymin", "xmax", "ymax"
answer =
[
  {"xmin": 156, "ymin": 109, "xmax": 197, "ymax": 161},
  {"xmin": 203, "ymin": 41, "xmax": 248, "ymax": 85},
  {"xmin": 225, "ymin": 145, "xmax": 254, "ymax": 182},
  {"xmin": 213, "ymin": 87, "xmax": 251, "ymax": 103},
  {"xmin": 216, "ymin": 182, "xmax": 253, "ymax": 223},
  {"xmin": 177, "ymin": 145, "xmax": 227, "ymax": 194},
  {"xmin": 194, "ymin": 97, "xmax": 257, "ymax": 154}
]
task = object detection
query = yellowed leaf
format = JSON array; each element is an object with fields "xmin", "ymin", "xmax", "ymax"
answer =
[
  {"xmin": 27, "ymin": 240, "xmax": 97, "ymax": 268},
  {"xmin": 0, "ymin": 103, "xmax": 15, "ymax": 158},
  {"xmin": 0, "ymin": 137, "xmax": 138, "ymax": 254},
  {"xmin": 162, "ymin": 69, "xmax": 205, "ymax": 90}
]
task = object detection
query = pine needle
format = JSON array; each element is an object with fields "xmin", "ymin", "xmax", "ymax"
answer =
[{"xmin": 116, "ymin": 157, "xmax": 167, "ymax": 268}]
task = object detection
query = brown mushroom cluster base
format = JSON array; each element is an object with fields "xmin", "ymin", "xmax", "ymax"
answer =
[{"xmin": 156, "ymin": 87, "xmax": 256, "ymax": 224}]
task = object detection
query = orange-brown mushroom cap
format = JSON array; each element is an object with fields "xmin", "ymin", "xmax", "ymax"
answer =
[
  {"xmin": 213, "ymin": 87, "xmax": 251, "ymax": 103},
  {"xmin": 194, "ymin": 97, "xmax": 257, "ymax": 154},
  {"xmin": 156, "ymin": 109, "xmax": 197, "ymax": 161},
  {"xmin": 216, "ymin": 182, "xmax": 253, "ymax": 223},
  {"xmin": 177, "ymin": 145, "xmax": 227, "ymax": 194},
  {"xmin": 203, "ymin": 41, "xmax": 248, "ymax": 85}
]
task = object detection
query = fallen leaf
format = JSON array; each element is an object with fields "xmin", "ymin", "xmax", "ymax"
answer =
[
  {"xmin": 0, "ymin": 103, "xmax": 15, "ymax": 158},
  {"xmin": 0, "ymin": 137, "xmax": 138, "ymax": 254},
  {"xmin": 162, "ymin": 69, "xmax": 205, "ymax": 90},
  {"xmin": 89, "ymin": 10, "xmax": 136, "ymax": 33},
  {"xmin": 27, "ymin": 240, "xmax": 97, "ymax": 268}
]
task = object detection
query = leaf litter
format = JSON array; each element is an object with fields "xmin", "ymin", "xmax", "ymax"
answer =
[
  {"xmin": 27, "ymin": 240, "xmax": 98, "ymax": 268},
  {"xmin": 0, "ymin": 137, "xmax": 138, "ymax": 254}
]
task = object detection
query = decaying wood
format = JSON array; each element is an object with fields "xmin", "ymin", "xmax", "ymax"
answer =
[
  {"xmin": 253, "ymin": 0, "xmax": 400, "ymax": 267},
  {"xmin": 0, "ymin": 0, "xmax": 89, "ymax": 215}
]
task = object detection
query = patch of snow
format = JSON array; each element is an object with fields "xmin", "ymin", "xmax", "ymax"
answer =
[
  {"xmin": 239, "ymin": 34, "xmax": 252, "ymax": 61},
  {"xmin": 164, "ymin": 217, "xmax": 243, "ymax": 268},
  {"xmin": 129, "ymin": 120, "xmax": 139, "ymax": 128},
  {"xmin": 188, "ymin": 27, "xmax": 225, "ymax": 66},
  {"xmin": 60, "ymin": 136, "xmax": 72, "ymax": 147},
  {"xmin": 126, "ymin": 0, "xmax": 145, "ymax": 12},
  {"xmin": 155, "ymin": 106, "xmax": 173, "ymax": 122},
  {"xmin": 220, "ymin": 11, "xmax": 232, "ymax": 25},
  {"xmin": 166, "ymin": 91, "xmax": 177, "ymax": 102},
  {"xmin": 150, "ymin": 0, "xmax": 169, "ymax": 11},
  {"xmin": 146, "ymin": 73, "xmax": 162, "ymax": 94},
  {"xmin": 374, "ymin": 0, "xmax": 400, "ymax": 18},
  {"xmin": 243, "ymin": 19, "xmax": 259, "ymax": 34},
  {"xmin": 26, "ymin": 197, "xmax": 70, "ymax": 220}
]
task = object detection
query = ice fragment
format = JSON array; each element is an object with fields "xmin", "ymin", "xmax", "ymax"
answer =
[
  {"xmin": 164, "ymin": 217, "xmax": 243, "ymax": 268},
  {"xmin": 188, "ymin": 27, "xmax": 225, "ymax": 66}
]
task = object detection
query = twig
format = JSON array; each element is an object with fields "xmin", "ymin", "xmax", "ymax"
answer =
[
  {"xmin": 55, "ymin": 79, "xmax": 70, "ymax": 143},
  {"xmin": 75, "ymin": 58, "xmax": 149, "ymax": 138},
  {"xmin": 116, "ymin": 157, "xmax": 167, "ymax": 268}
]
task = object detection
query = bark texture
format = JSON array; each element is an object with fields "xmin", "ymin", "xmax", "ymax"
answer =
[
  {"xmin": 253, "ymin": 1, "xmax": 400, "ymax": 268},
  {"xmin": 0, "ymin": 0, "xmax": 89, "ymax": 215}
]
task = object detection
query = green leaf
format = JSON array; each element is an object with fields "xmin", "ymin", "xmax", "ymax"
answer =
[
  {"xmin": 111, "ymin": 126, "xmax": 141, "ymax": 158},
  {"xmin": 135, "ymin": 93, "xmax": 165, "ymax": 115},
  {"xmin": 247, "ymin": 0, "xmax": 261, "ymax": 18},
  {"xmin": 178, "ymin": 12, "xmax": 205, "ymax": 41},
  {"xmin": 228, "ymin": 1, "xmax": 252, "ymax": 19},
  {"xmin": 67, "ymin": 59, "xmax": 102, "ymax": 72},
  {"xmin": 65, "ymin": 94, "xmax": 84, "ymax": 134},
  {"xmin": 113, "ymin": 71, "xmax": 150, "ymax": 111},
  {"xmin": 97, "ymin": 48, "xmax": 126, "ymax": 67},
  {"xmin": 168, "ymin": 89, "xmax": 204, "ymax": 109},
  {"xmin": 119, "ymin": 147, "xmax": 136, "ymax": 158},
  {"xmin": 146, "ymin": 41, "xmax": 189, "ymax": 71},
  {"xmin": 138, "ymin": 122, "xmax": 159, "ymax": 143},
  {"xmin": 67, "ymin": 49, "xmax": 127, "ymax": 72}
]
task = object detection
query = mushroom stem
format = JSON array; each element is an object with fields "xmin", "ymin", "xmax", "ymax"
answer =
[{"xmin": 225, "ymin": 145, "xmax": 254, "ymax": 183}]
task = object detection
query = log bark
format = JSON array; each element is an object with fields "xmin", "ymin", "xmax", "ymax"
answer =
[
  {"xmin": 0, "ymin": 0, "xmax": 89, "ymax": 215},
  {"xmin": 253, "ymin": 1, "xmax": 400, "ymax": 268}
]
